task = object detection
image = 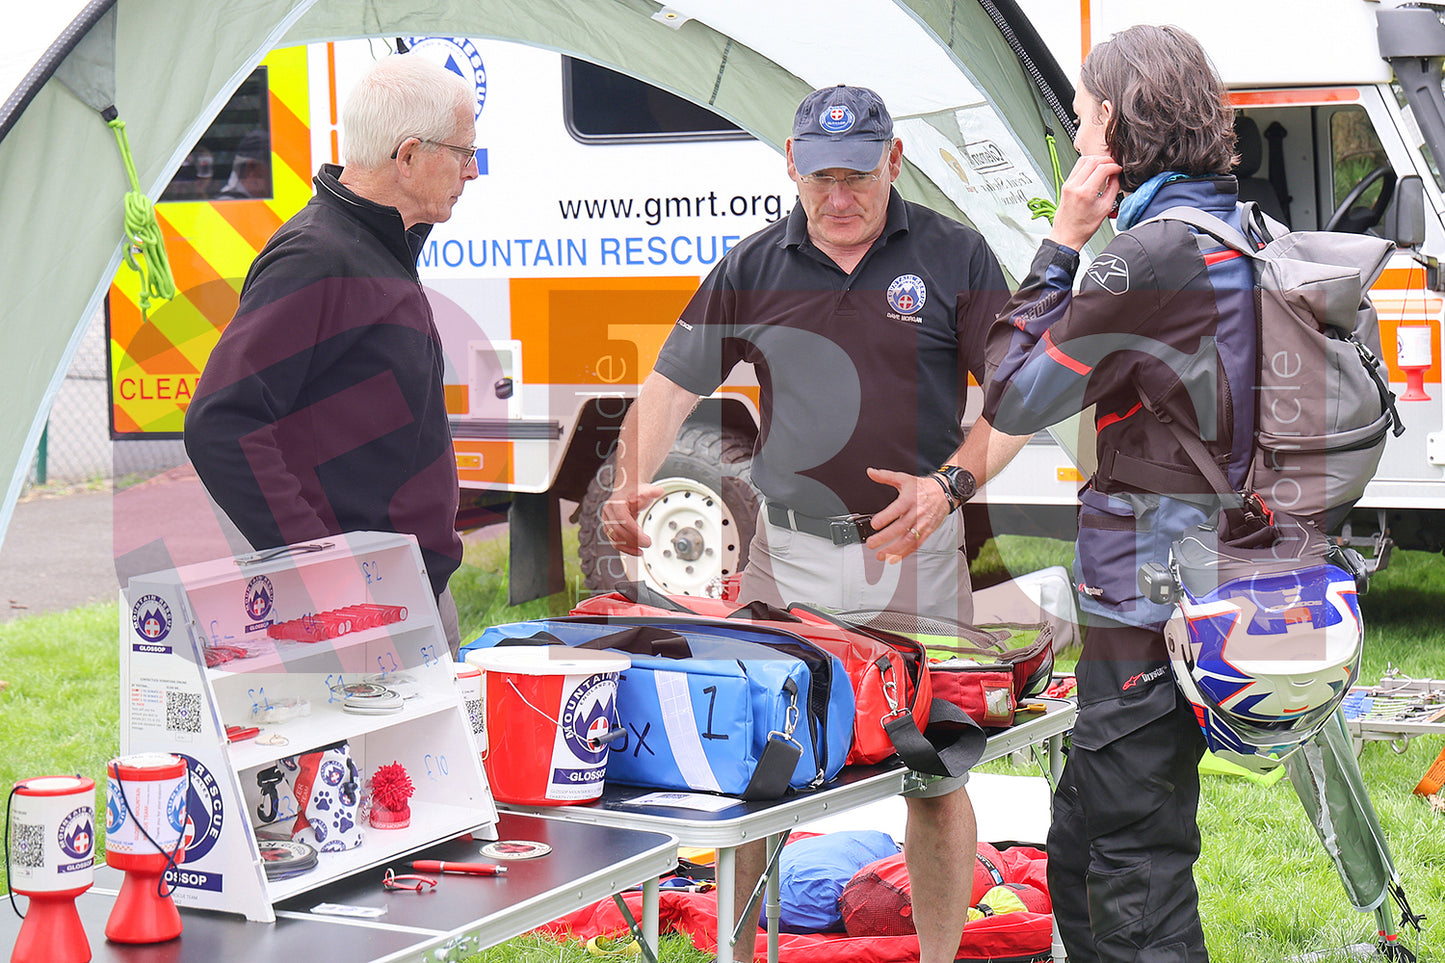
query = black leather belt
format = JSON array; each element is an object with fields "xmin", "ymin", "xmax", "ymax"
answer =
[{"xmin": 764, "ymin": 501, "xmax": 875, "ymax": 546}]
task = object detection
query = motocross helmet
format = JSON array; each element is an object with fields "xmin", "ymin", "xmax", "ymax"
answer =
[{"xmin": 1163, "ymin": 516, "xmax": 1363, "ymax": 774}]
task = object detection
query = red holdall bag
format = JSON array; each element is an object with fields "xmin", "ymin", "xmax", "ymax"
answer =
[
  {"xmin": 838, "ymin": 844, "xmax": 1054, "ymax": 962},
  {"xmin": 572, "ymin": 584, "xmax": 984, "ymax": 777},
  {"xmin": 929, "ymin": 663, "xmax": 1019, "ymax": 728},
  {"xmin": 843, "ymin": 611, "xmax": 1054, "ymax": 729}
]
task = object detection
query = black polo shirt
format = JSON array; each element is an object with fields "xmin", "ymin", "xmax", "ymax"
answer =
[{"xmin": 655, "ymin": 189, "xmax": 1009, "ymax": 517}]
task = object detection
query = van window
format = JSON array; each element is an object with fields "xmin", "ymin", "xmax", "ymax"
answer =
[
  {"xmin": 1329, "ymin": 106, "xmax": 1389, "ymax": 210},
  {"xmin": 161, "ymin": 68, "xmax": 273, "ymax": 203},
  {"xmin": 563, "ymin": 58, "xmax": 749, "ymax": 144}
]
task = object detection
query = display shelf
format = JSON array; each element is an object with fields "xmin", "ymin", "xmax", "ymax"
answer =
[
  {"xmin": 119, "ymin": 531, "xmax": 497, "ymax": 923},
  {"xmin": 224, "ymin": 693, "xmax": 459, "ymax": 771},
  {"xmin": 262, "ymin": 801, "xmax": 490, "ymax": 902},
  {"xmin": 202, "ymin": 621, "xmax": 439, "ymax": 676}
]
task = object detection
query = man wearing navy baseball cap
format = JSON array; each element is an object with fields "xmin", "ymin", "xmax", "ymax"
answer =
[
  {"xmin": 789, "ymin": 85, "xmax": 895, "ymax": 175},
  {"xmin": 601, "ymin": 84, "xmax": 1023, "ymax": 963}
]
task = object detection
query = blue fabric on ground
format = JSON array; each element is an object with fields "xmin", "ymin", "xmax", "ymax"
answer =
[{"xmin": 773, "ymin": 830, "xmax": 901, "ymax": 933}]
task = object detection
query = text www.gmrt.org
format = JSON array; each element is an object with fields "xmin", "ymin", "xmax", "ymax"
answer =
[{"xmin": 559, "ymin": 191, "xmax": 785, "ymax": 226}]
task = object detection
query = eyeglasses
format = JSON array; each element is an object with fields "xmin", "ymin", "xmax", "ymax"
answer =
[
  {"xmin": 390, "ymin": 138, "xmax": 478, "ymax": 165},
  {"xmin": 799, "ymin": 170, "xmax": 884, "ymax": 191}
]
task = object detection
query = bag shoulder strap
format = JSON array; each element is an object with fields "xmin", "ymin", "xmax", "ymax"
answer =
[
  {"xmin": 1132, "ymin": 203, "xmax": 1256, "ymax": 523},
  {"xmin": 1142, "ymin": 205, "xmax": 1261, "ymax": 259}
]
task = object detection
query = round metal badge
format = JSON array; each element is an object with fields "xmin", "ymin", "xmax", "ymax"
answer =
[{"xmin": 480, "ymin": 839, "xmax": 552, "ymax": 860}]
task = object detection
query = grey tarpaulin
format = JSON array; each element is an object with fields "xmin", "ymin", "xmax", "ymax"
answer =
[
  {"xmin": 52, "ymin": 6, "xmax": 115, "ymax": 113},
  {"xmin": 1285, "ymin": 709, "xmax": 1421, "ymax": 957}
]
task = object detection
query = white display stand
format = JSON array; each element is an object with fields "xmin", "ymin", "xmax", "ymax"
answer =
[{"xmin": 118, "ymin": 531, "xmax": 497, "ymax": 923}]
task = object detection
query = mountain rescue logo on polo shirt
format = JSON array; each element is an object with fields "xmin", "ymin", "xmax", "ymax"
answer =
[
  {"xmin": 820, "ymin": 104, "xmax": 856, "ymax": 133},
  {"xmin": 887, "ymin": 274, "xmax": 927, "ymax": 321}
]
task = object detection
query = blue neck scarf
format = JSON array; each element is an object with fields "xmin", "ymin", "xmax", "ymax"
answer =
[{"xmin": 1115, "ymin": 171, "xmax": 1189, "ymax": 230}]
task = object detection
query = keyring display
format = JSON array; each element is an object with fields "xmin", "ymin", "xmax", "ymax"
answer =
[{"xmin": 382, "ymin": 868, "xmax": 436, "ymax": 892}]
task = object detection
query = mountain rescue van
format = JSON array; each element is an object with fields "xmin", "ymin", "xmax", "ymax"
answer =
[
  {"xmin": 1013, "ymin": 0, "xmax": 1445, "ymax": 566},
  {"xmin": 107, "ymin": 37, "xmax": 800, "ymax": 600},
  {"xmin": 107, "ymin": 2, "xmax": 1445, "ymax": 599}
]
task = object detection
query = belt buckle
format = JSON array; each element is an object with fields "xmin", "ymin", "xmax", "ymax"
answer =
[{"xmin": 829, "ymin": 513, "xmax": 874, "ymax": 546}]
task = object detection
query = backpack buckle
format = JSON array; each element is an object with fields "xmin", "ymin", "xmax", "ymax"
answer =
[{"xmin": 1242, "ymin": 491, "xmax": 1274, "ymax": 527}]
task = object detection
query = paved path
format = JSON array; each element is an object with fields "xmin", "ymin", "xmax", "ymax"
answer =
[
  {"xmin": 0, "ymin": 487, "xmax": 115, "ymax": 621},
  {"xmin": 0, "ymin": 465, "xmax": 251, "ymax": 623},
  {"xmin": 0, "ymin": 466, "xmax": 512, "ymax": 624}
]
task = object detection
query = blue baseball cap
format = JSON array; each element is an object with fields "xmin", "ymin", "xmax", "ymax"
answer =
[{"xmin": 790, "ymin": 85, "xmax": 894, "ymax": 175}]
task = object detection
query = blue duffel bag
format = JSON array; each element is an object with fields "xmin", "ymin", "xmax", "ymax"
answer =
[{"xmin": 465, "ymin": 617, "xmax": 854, "ymax": 799}]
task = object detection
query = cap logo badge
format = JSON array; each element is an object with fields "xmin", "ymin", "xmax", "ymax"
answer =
[
  {"xmin": 887, "ymin": 274, "xmax": 927, "ymax": 316},
  {"xmin": 820, "ymin": 104, "xmax": 856, "ymax": 134}
]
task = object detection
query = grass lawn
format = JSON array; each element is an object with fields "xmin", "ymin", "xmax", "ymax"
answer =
[{"xmin": 1, "ymin": 532, "xmax": 1442, "ymax": 962}]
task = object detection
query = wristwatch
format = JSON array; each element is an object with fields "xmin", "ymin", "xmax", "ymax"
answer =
[{"xmin": 934, "ymin": 465, "xmax": 977, "ymax": 509}]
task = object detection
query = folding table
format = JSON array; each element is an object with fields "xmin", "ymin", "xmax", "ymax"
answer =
[
  {"xmin": 501, "ymin": 696, "xmax": 1076, "ymax": 963},
  {"xmin": 1, "ymin": 812, "xmax": 677, "ymax": 963}
]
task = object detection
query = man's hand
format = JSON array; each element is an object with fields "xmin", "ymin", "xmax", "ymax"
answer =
[
  {"xmin": 599, "ymin": 482, "xmax": 667, "ymax": 556},
  {"xmin": 864, "ymin": 467, "xmax": 954, "ymax": 563}
]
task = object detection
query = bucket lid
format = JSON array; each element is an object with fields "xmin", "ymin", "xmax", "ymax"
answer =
[
  {"xmin": 452, "ymin": 661, "xmax": 482, "ymax": 679},
  {"xmin": 15, "ymin": 775, "xmax": 96, "ymax": 796},
  {"xmin": 466, "ymin": 645, "xmax": 630, "ymax": 676},
  {"xmin": 108, "ymin": 753, "xmax": 186, "ymax": 780}
]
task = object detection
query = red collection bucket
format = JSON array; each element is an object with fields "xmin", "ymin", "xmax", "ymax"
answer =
[
  {"xmin": 465, "ymin": 646, "xmax": 629, "ymax": 805},
  {"xmin": 8, "ymin": 775, "xmax": 96, "ymax": 898},
  {"xmin": 7, "ymin": 775, "xmax": 97, "ymax": 963},
  {"xmin": 104, "ymin": 753, "xmax": 188, "ymax": 944}
]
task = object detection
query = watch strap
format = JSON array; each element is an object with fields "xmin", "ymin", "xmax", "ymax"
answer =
[{"xmin": 928, "ymin": 471, "xmax": 960, "ymax": 512}]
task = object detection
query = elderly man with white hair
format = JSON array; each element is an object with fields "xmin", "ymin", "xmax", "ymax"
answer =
[{"xmin": 186, "ymin": 54, "xmax": 480, "ymax": 656}]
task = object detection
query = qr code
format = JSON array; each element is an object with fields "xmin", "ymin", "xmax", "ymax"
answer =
[
  {"xmin": 465, "ymin": 698, "xmax": 484, "ymax": 736},
  {"xmin": 10, "ymin": 823, "xmax": 44, "ymax": 868},
  {"xmin": 166, "ymin": 690, "xmax": 203, "ymax": 733}
]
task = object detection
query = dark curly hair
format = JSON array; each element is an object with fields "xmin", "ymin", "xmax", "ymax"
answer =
[{"xmin": 1080, "ymin": 24, "xmax": 1237, "ymax": 192}]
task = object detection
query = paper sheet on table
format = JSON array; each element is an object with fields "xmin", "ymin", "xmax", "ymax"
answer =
[{"xmin": 621, "ymin": 791, "xmax": 740, "ymax": 812}]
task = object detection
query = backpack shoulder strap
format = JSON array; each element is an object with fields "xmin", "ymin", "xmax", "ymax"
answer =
[{"xmin": 1141, "ymin": 205, "xmax": 1260, "ymax": 259}]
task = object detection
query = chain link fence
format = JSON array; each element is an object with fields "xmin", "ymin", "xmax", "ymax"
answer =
[{"xmin": 25, "ymin": 310, "xmax": 187, "ymax": 490}]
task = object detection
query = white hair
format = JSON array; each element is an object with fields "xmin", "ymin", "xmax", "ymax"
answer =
[{"xmin": 340, "ymin": 54, "xmax": 474, "ymax": 169}]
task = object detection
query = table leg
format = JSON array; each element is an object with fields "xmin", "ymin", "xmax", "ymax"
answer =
[
  {"xmin": 642, "ymin": 876, "xmax": 660, "ymax": 962},
  {"xmin": 765, "ymin": 834, "xmax": 783, "ymax": 963},
  {"xmin": 1048, "ymin": 731, "xmax": 1066, "ymax": 962},
  {"xmin": 716, "ymin": 845, "xmax": 735, "ymax": 963}
]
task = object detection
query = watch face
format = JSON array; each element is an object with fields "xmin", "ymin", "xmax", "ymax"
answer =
[
  {"xmin": 942, "ymin": 466, "xmax": 976, "ymax": 502},
  {"xmin": 955, "ymin": 468, "xmax": 977, "ymax": 501}
]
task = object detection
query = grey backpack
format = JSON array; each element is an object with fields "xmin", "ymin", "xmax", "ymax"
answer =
[{"xmin": 1148, "ymin": 204, "xmax": 1403, "ymax": 530}]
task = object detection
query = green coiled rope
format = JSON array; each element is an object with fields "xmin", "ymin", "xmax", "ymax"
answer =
[
  {"xmin": 1026, "ymin": 129, "xmax": 1066, "ymax": 224},
  {"xmin": 108, "ymin": 117, "xmax": 175, "ymax": 318}
]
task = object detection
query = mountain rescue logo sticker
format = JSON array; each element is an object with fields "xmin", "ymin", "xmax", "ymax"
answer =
[
  {"xmin": 132, "ymin": 594, "xmax": 173, "ymax": 646},
  {"xmin": 405, "ymin": 37, "xmax": 488, "ymax": 119},
  {"xmin": 887, "ymin": 274, "xmax": 927, "ymax": 320},
  {"xmin": 244, "ymin": 575, "xmax": 274, "ymax": 631},
  {"xmin": 820, "ymin": 104, "xmax": 856, "ymax": 134},
  {"xmin": 1086, "ymin": 254, "xmax": 1130, "ymax": 295}
]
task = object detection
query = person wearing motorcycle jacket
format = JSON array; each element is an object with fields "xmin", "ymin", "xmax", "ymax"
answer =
[{"xmin": 982, "ymin": 24, "xmax": 1253, "ymax": 962}]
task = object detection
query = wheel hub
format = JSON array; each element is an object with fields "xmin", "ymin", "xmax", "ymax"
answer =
[
  {"xmin": 637, "ymin": 476, "xmax": 742, "ymax": 596},
  {"xmin": 671, "ymin": 526, "xmax": 705, "ymax": 561}
]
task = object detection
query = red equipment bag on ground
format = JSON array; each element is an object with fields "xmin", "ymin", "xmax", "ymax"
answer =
[
  {"xmin": 571, "ymin": 583, "xmax": 984, "ymax": 777},
  {"xmin": 537, "ymin": 839, "xmax": 1054, "ymax": 963},
  {"xmin": 836, "ymin": 843, "xmax": 1053, "ymax": 962}
]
